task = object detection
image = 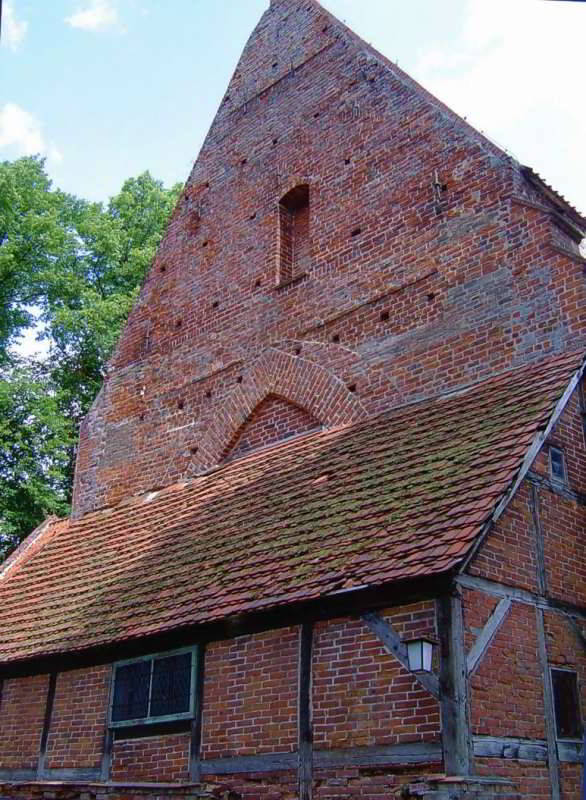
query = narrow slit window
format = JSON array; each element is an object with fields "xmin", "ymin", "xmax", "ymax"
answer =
[
  {"xmin": 278, "ymin": 184, "xmax": 309, "ymax": 284},
  {"xmin": 551, "ymin": 668, "xmax": 582, "ymax": 739},
  {"xmin": 549, "ymin": 446, "xmax": 566, "ymax": 482}
]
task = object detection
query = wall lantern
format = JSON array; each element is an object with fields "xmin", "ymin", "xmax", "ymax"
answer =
[{"xmin": 406, "ymin": 638, "xmax": 434, "ymax": 672}]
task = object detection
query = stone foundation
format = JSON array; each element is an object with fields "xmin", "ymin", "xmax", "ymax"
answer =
[
  {"xmin": 0, "ymin": 782, "xmax": 240, "ymax": 800},
  {"xmin": 403, "ymin": 775, "xmax": 519, "ymax": 800}
]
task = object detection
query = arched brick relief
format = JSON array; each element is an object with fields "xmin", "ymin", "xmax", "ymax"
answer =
[{"xmin": 187, "ymin": 347, "xmax": 367, "ymax": 475}]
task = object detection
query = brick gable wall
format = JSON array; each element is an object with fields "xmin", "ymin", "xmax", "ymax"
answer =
[{"xmin": 72, "ymin": 0, "xmax": 585, "ymax": 516}]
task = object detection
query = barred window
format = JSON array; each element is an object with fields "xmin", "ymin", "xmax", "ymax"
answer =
[{"xmin": 110, "ymin": 649, "xmax": 195, "ymax": 726}]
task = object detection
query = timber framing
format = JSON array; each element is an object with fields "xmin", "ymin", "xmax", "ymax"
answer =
[
  {"xmin": 437, "ymin": 592, "xmax": 472, "ymax": 775},
  {"xmin": 361, "ymin": 611, "xmax": 440, "ymax": 698},
  {"xmin": 466, "ymin": 597, "xmax": 511, "ymax": 676}
]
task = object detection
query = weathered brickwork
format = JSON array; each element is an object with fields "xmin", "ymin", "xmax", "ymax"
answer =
[
  {"xmin": 46, "ymin": 665, "xmax": 110, "ymax": 770},
  {"xmin": 202, "ymin": 627, "xmax": 298, "ymax": 758},
  {"xmin": 225, "ymin": 393, "xmax": 321, "ymax": 459},
  {"xmin": 0, "ymin": 674, "xmax": 48, "ymax": 769},
  {"xmin": 110, "ymin": 732, "xmax": 190, "ymax": 783},
  {"xmin": 533, "ymin": 381, "xmax": 586, "ymax": 493},
  {"xmin": 461, "ymin": 588, "xmax": 500, "ymax": 653},
  {"xmin": 475, "ymin": 758, "xmax": 551, "ymax": 799},
  {"xmin": 203, "ymin": 772, "xmax": 296, "ymax": 800},
  {"xmin": 1, "ymin": 2, "xmax": 585, "ymax": 799},
  {"xmin": 313, "ymin": 604, "xmax": 440, "ymax": 749},
  {"xmin": 468, "ymin": 603, "xmax": 545, "ymax": 740},
  {"xmin": 540, "ymin": 490, "xmax": 586, "ymax": 607},
  {"xmin": 72, "ymin": 0, "xmax": 586, "ymax": 516},
  {"xmin": 544, "ymin": 610, "xmax": 586, "ymax": 727},
  {"xmin": 468, "ymin": 482, "xmax": 539, "ymax": 593}
]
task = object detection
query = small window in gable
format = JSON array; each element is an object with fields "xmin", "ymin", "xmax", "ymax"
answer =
[
  {"xmin": 549, "ymin": 446, "xmax": 566, "ymax": 483},
  {"xmin": 110, "ymin": 648, "xmax": 196, "ymax": 726},
  {"xmin": 551, "ymin": 668, "xmax": 582, "ymax": 739},
  {"xmin": 277, "ymin": 184, "xmax": 310, "ymax": 285}
]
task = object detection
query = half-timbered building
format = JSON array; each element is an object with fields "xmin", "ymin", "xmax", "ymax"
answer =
[{"xmin": 0, "ymin": 1, "xmax": 585, "ymax": 798}]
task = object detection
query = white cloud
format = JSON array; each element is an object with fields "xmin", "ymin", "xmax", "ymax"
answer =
[
  {"xmin": 65, "ymin": 0, "xmax": 120, "ymax": 32},
  {"xmin": 0, "ymin": 103, "xmax": 45, "ymax": 154},
  {"xmin": 0, "ymin": 103, "xmax": 63, "ymax": 165},
  {"xmin": 414, "ymin": 0, "xmax": 586, "ymax": 214},
  {"xmin": 3, "ymin": 1, "xmax": 28, "ymax": 51}
]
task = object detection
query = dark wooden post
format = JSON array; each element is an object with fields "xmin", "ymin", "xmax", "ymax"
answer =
[
  {"xmin": 37, "ymin": 672, "xmax": 57, "ymax": 778},
  {"xmin": 530, "ymin": 480, "xmax": 561, "ymax": 799},
  {"xmin": 298, "ymin": 622, "xmax": 313, "ymax": 800},
  {"xmin": 190, "ymin": 644, "xmax": 206, "ymax": 782},
  {"xmin": 437, "ymin": 593, "xmax": 472, "ymax": 775}
]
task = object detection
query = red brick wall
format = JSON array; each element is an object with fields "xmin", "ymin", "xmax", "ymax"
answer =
[
  {"xmin": 544, "ymin": 610, "xmax": 586, "ymax": 732},
  {"xmin": 532, "ymin": 383, "xmax": 586, "ymax": 494},
  {"xmin": 72, "ymin": 0, "xmax": 586, "ymax": 516},
  {"xmin": 202, "ymin": 627, "xmax": 298, "ymax": 758},
  {"xmin": 475, "ymin": 758, "xmax": 552, "ymax": 799},
  {"xmin": 0, "ymin": 674, "xmax": 48, "ymax": 769},
  {"xmin": 313, "ymin": 603, "xmax": 440, "ymax": 749},
  {"xmin": 541, "ymin": 492, "xmax": 586, "ymax": 607},
  {"xmin": 110, "ymin": 732, "xmax": 190, "ymax": 783},
  {"xmin": 225, "ymin": 393, "xmax": 320, "ymax": 459},
  {"xmin": 467, "ymin": 602, "xmax": 545, "ymax": 740},
  {"xmin": 468, "ymin": 481, "xmax": 539, "ymax": 593},
  {"xmin": 46, "ymin": 665, "xmax": 111, "ymax": 770}
]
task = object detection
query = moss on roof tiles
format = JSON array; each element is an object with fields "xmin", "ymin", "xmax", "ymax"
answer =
[{"xmin": 0, "ymin": 350, "xmax": 582, "ymax": 663}]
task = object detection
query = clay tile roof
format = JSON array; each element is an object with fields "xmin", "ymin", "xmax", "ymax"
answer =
[{"xmin": 0, "ymin": 350, "xmax": 583, "ymax": 665}]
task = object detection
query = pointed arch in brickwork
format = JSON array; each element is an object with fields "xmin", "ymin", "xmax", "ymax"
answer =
[
  {"xmin": 223, "ymin": 393, "xmax": 322, "ymax": 461},
  {"xmin": 189, "ymin": 347, "xmax": 367, "ymax": 474}
]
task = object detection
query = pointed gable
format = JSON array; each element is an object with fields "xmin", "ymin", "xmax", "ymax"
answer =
[
  {"xmin": 224, "ymin": 394, "xmax": 321, "ymax": 461},
  {"xmin": 73, "ymin": 0, "xmax": 585, "ymax": 519}
]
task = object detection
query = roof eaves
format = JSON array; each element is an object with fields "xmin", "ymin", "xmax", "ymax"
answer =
[{"xmin": 520, "ymin": 165, "xmax": 586, "ymax": 231}]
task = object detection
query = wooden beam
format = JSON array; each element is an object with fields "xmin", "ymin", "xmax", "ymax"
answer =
[
  {"xmin": 460, "ymin": 358, "xmax": 586, "ymax": 574},
  {"xmin": 437, "ymin": 593, "xmax": 472, "ymax": 775},
  {"xmin": 456, "ymin": 574, "xmax": 586, "ymax": 618},
  {"xmin": 0, "ymin": 573, "xmax": 452, "ymax": 680},
  {"xmin": 536, "ymin": 607, "xmax": 561, "ymax": 799},
  {"xmin": 361, "ymin": 611, "xmax": 440, "ymax": 698},
  {"xmin": 100, "ymin": 728, "xmax": 114, "ymax": 782},
  {"xmin": 37, "ymin": 671, "xmax": 57, "ymax": 778},
  {"xmin": 473, "ymin": 735, "xmax": 547, "ymax": 762},
  {"xmin": 200, "ymin": 741, "xmax": 442, "ymax": 774},
  {"xmin": 0, "ymin": 768, "xmax": 37, "ymax": 780},
  {"xmin": 466, "ymin": 597, "xmax": 511, "ymax": 675},
  {"xmin": 298, "ymin": 622, "xmax": 313, "ymax": 800},
  {"xmin": 529, "ymin": 483, "xmax": 548, "ymax": 596},
  {"xmin": 473, "ymin": 735, "xmax": 582, "ymax": 764},
  {"xmin": 189, "ymin": 644, "xmax": 205, "ymax": 782}
]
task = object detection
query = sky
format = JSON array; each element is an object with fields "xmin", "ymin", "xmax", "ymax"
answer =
[{"xmin": 2, "ymin": 0, "xmax": 585, "ymax": 216}]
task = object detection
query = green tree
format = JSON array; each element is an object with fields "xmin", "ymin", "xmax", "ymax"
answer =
[
  {"xmin": 0, "ymin": 359, "xmax": 74, "ymax": 560},
  {"xmin": 0, "ymin": 158, "xmax": 182, "ymax": 560},
  {"xmin": 0, "ymin": 157, "xmax": 73, "ymax": 364}
]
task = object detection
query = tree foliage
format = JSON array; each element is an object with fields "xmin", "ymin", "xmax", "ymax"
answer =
[{"xmin": 0, "ymin": 157, "xmax": 182, "ymax": 560}]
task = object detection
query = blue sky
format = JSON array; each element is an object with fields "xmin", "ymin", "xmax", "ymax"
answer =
[{"xmin": 2, "ymin": 0, "xmax": 585, "ymax": 214}]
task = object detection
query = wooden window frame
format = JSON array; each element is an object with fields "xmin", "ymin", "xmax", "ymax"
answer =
[
  {"xmin": 548, "ymin": 446, "xmax": 566, "ymax": 484},
  {"xmin": 108, "ymin": 646, "xmax": 198, "ymax": 729}
]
